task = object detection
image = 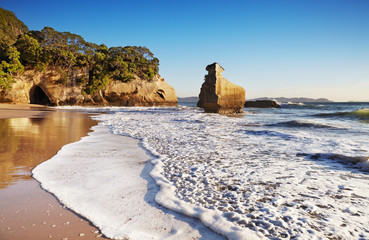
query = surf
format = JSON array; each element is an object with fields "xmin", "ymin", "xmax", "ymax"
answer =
[{"xmin": 315, "ymin": 108, "xmax": 369, "ymax": 122}]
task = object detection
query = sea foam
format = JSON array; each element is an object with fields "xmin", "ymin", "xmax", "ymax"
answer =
[
  {"xmin": 32, "ymin": 125, "xmax": 227, "ymax": 240},
  {"xmin": 36, "ymin": 106, "xmax": 369, "ymax": 239},
  {"xmin": 95, "ymin": 106, "xmax": 369, "ymax": 239}
]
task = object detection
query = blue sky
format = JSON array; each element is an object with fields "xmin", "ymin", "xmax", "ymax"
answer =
[{"xmin": 1, "ymin": 0, "xmax": 368, "ymax": 101}]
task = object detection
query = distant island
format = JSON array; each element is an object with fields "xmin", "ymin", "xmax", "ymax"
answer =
[
  {"xmin": 177, "ymin": 96, "xmax": 200, "ymax": 102},
  {"xmin": 178, "ymin": 96, "xmax": 332, "ymax": 103},
  {"xmin": 251, "ymin": 97, "xmax": 333, "ymax": 103}
]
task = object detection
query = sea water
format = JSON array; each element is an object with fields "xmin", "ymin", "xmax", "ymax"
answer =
[{"xmin": 41, "ymin": 102, "xmax": 369, "ymax": 239}]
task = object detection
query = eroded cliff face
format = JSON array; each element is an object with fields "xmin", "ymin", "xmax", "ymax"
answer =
[
  {"xmin": 197, "ymin": 63, "xmax": 245, "ymax": 114},
  {"xmin": 0, "ymin": 68, "xmax": 177, "ymax": 106},
  {"xmin": 103, "ymin": 74, "xmax": 177, "ymax": 106}
]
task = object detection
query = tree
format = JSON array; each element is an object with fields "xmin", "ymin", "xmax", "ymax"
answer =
[
  {"xmin": 107, "ymin": 46, "xmax": 158, "ymax": 81},
  {"xmin": 0, "ymin": 46, "xmax": 23, "ymax": 90},
  {"xmin": 0, "ymin": 41, "xmax": 10, "ymax": 62},
  {"xmin": 14, "ymin": 34, "xmax": 42, "ymax": 66},
  {"xmin": 86, "ymin": 51, "xmax": 110, "ymax": 94},
  {"xmin": 0, "ymin": 7, "xmax": 29, "ymax": 45},
  {"xmin": 0, "ymin": 17, "xmax": 161, "ymax": 93},
  {"xmin": 3, "ymin": 46, "xmax": 23, "ymax": 74}
]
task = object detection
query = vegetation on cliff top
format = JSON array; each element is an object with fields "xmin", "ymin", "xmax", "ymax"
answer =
[
  {"xmin": 0, "ymin": 7, "xmax": 159, "ymax": 93},
  {"xmin": 0, "ymin": 7, "xmax": 28, "ymax": 45}
]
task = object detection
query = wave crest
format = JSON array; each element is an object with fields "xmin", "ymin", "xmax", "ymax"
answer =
[
  {"xmin": 267, "ymin": 120, "xmax": 340, "ymax": 129},
  {"xmin": 315, "ymin": 108, "xmax": 369, "ymax": 122},
  {"xmin": 299, "ymin": 153, "xmax": 369, "ymax": 171}
]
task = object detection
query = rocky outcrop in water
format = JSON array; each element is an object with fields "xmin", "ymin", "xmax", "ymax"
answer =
[
  {"xmin": 245, "ymin": 100, "xmax": 280, "ymax": 108},
  {"xmin": 197, "ymin": 63, "xmax": 245, "ymax": 114},
  {"xmin": 0, "ymin": 69, "xmax": 177, "ymax": 106}
]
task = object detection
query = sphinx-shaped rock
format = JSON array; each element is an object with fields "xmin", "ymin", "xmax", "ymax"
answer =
[{"xmin": 197, "ymin": 63, "xmax": 245, "ymax": 114}]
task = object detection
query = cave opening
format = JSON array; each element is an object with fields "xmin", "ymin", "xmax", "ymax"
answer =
[{"xmin": 29, "ymin": 86, "xmax": 51, "ymax": 105}]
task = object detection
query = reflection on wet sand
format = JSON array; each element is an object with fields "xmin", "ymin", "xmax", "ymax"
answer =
[
  {"xmin": 0, "ymin": 111, "xmax": 97, "ymax": 188},
  {"xmin": 0, "ymin": 109, "xmax": 111, "ymax": 239}
]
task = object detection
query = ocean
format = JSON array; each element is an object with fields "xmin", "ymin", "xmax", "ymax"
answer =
[{"xmin": 34, "ymin": 102, "xmax": 369, "ymax": 239}]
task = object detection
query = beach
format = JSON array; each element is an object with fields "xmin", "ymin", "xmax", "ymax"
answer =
[
  {"xmin": 0, "ymin": 103, "xmax": 52, "ymax": 119},
  {"xmin": 46, "ymin": 103, "xmax": 369, "ymax": 239},
  {"xmin": 0, "ymin": 104, "xmax": 224, "ymax": 240},
  {"xmin": 2, "ymin": 103, "xmax": 369, "ymax": 239},
  {"xmin": 0, "ymin": 104, "xmax": 111, "ymax": 240},
  {"xmin": 1, "ymin": 1, "xmax": 368, "ymax": 238}
]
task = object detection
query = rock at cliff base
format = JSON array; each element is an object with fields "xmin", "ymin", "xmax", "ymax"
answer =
[
  {"xmin": 197, "ymin": 63, "xmax": 245, "ymax": 114},
  {"xmin": 245, "ymin": 100, "xmax": 280, "ymax": 108}
]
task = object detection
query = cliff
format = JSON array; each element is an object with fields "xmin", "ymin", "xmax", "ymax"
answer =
[
  {"xmin": 197, "ymin": 63, "xmax": 245, "ymax": 114},
  {"xmin": 0, "ymin": 68, "xmax": 177, "ymax": 106},
  {"xmin": 0, "ymin": 8, "xmax": 177, "ymax": 107}
]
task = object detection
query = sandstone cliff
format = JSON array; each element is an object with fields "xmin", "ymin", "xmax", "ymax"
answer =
[
  {"xmin": 0, "ymin": 68, "xmax": 177, "ymax": 106},
  {"xmin": 197, "ymin": 63, "xmax": 245, "ymax": 114}
]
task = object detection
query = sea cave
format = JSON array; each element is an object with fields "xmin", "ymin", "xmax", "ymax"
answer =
[{"xmin": 29, "ymin": 85, "xmax": 51, "ymax": 105}]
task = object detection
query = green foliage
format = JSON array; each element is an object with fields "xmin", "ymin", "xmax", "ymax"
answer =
[
  {"xmin": 0, "ymin": 7, "xmax": 29, "ymax": 45},
  {"xmin": 146, "ymin": 67, "xmax": 155, "ymax": 79},
  {"xmin": 58, "ymin": 68, "xmax": 69, "ymax": 86},
  {"xmin": 0, "ymin": 45, "xmax": 23, "ymax": 90},
  {"xmin": 5, "ymin": 46, "xmax": 23, "ymax": 73},
  {"xmin": 76, "ymin": 74, "xmax": 87, "ymax": 86},
  {"xmin": 85, "ymin": 51, "xmax": 109, "ymax": 94},
  {"xmin": 0, "ymin": 10, "xmax": 160, "ymax": 94},
  {"xmin": 0, "ymin": 66, "xmax": 14, "ymax": 90},
  {"xmin": 86, "ymin": 74, "xmax": 110, "ymax": 94},
  {"xmin": 0, "ymin": 41, "xmax": 10, "ymax": 62},
  {"xmin": 108, "ymin": 46, "xmax": 159, "ymax": 82},
  {"xmin": 14, "ymin": 34, "xmax": 42, "ymax": 66}
]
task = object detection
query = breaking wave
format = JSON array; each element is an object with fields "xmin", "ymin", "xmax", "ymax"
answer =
[
  {"xmin": 267, "ymin": 120, "xmax": 341, "ymax": 129},
  {"xmin": 315, "ymin": 109, "xmax": 369, "ymax": 122},
  {"xmin": 45, "ymin": 103, "xmax": 369, "ymax": 239},
  {"xmin": 299, "ymin": 153, "xmax": 369, "ymax": 172}
]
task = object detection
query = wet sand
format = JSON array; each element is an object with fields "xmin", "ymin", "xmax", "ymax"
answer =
[
  {"xmin": 0, "ymin": 104, "xmax": 111, "ymax": 240},
  {"xmin": 0, "ymin": 103, "xmax": 53, "ymax": 119}
]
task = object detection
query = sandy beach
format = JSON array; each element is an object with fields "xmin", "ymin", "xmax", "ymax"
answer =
[
  {"xmin": 1, "ymin": 104, "xmax": 224, "ymax": 240},
  {"xmin": 0, "ymin": 104, "xmax": 110, "ymax": 240},
  {"xmin": 32, "ymin": 124, "xmax": 225, "ymax": 239},
  {"xmin": 0, "ymin": 103, "xmax": 54, "ymax": 119},
  {"xmin": 2, "ymin": 103, "xmax": 369, "ymax": 239}
]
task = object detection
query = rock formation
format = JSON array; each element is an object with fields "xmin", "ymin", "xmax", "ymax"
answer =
[
  {"xmin": 197, "ymin": 63, "xmax": 245, "ymax": 114},
  {"xmin": 245, "ymin": 100, "xmax": 280, "ymax": 108},
  {"xmin": 0, "ymin": 69, "xmax": 177, "ymax": 106}
]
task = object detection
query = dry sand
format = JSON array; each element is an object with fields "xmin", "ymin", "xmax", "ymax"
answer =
[{"xmin": 0, "ymin": 104, "xmax": 111, "ymax": 240}]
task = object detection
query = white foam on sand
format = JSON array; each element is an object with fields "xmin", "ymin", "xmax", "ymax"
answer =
[
  {"xmin": 36, "ymin": 106, "xmax": 369, "ymax": 239},
  {"xmin": 94, "ymin": 106, "xmax": 369, "ymax": 240},
  {"xmin": 32, "ymin": 124, "xmax": 227, "ymax": 240}
]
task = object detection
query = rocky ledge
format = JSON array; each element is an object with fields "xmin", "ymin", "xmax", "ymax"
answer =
[
  {"xmin": 245, "ymin": 100, "xmax": 280, "ymax": 108},
  {"xmin": 197, "ymin": 63, "xmax": 245, "ymax": 114},
  {"xmin": 0, "ymin": 69, "xmax": 177, "ymax": 106}
]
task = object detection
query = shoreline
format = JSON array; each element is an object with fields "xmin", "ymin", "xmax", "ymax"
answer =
[
  {"xmin": 3, "ymin": 103, "xmax": 368, "ymax": 239},
  {"xmin": 0, "ymin": 103, "xmax": 54, "ymax": 119},
  {"xmin": 32, "ymin": 124, "xmax": 225, "ymax": 239},
  {"xmin": 0, "ymin": 104, "xmax": 111, "ymax": 239},
  {"xmin": 1, "ymin": 104, "xmax": 223, "ymax": 240}
]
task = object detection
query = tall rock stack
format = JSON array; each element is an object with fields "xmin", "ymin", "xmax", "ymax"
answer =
[{"xmin": 197, "ymin": 63, "xmax": 245, "ymax": 114}]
